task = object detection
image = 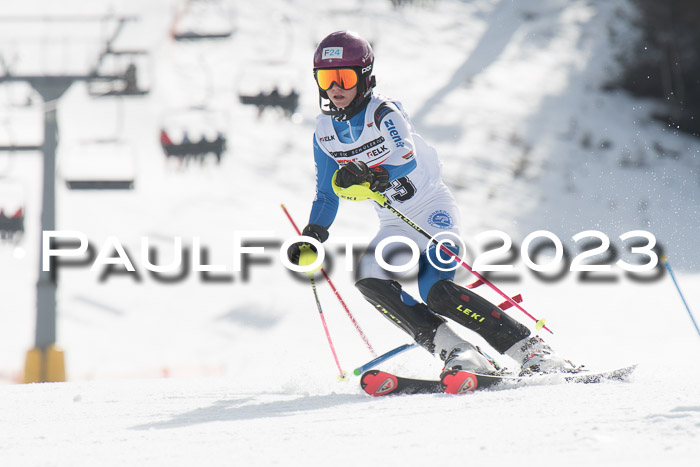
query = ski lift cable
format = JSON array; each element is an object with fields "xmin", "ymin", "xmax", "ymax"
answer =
[
  {"xmin": 0, "ymin": 149, "xmax": 17, "ymax": 178},
  {"xmin": 116, "ymin": 92, "xmax": 126, "ymax": 137},
  {"xmin": 197, "ymin": 54, "xmax": 216, "ymax": 106},
  {"xmin": 0, "ymin": 101, "xmax": 21, "ymax": 177}
]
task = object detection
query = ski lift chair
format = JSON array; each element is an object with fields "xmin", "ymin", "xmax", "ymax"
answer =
[
  {"xmin": 0, "ymin": 178, "xmax": 27, "ymax": 243},
  {"xmin": 160, "ymin": 129, "xmax": 226, "ymax": 164},
  {"xmin": 0, "ymin": 207, "xmax": 24, "ymax": 242},
  {"xmin": 61, "ymin": 139, "xmax": 136, "ymax": 190},
  {"xmin": 238, "ymin": 87, "xmax": 299, "ymax": 117},
  {"xmin": 88, "ymin": 55, "xmax": 150, "ymax": 97},
  {"xmin": 171, "ymin": 0, "xmax": 235, "ymax": 41},
  {"xmin": 159, "ymin": 106, "xmax": 229, "ymax": 165}
]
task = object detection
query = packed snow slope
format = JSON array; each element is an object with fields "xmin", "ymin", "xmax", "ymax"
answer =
[{"xmin": 0, "ymin": 0, "xmax": 698, "ymax": 466}]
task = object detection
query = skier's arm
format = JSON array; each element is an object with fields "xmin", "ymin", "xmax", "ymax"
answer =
[
  {"xmin": 287, "ymin": 137, "xmax": 338, "ymax": 266},
  {"xmin": 308, "ymin": 136, "xmax": 340, "ymax": 229},
  {"xmin": 373, "ymin": 104, "xmax": 418, "ymax": 181},
  {"xmin": 383, "ymin": 158, "xmax": 417, "ymax": 181}
]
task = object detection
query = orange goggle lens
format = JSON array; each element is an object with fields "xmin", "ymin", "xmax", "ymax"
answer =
[{"xmin": 315, "ymin": 68, "xmax": 359, "ymax": 91}]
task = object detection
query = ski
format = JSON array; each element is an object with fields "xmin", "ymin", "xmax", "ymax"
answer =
[
  {"xmin": 360, "ymin": 370, "xmax": 443, "ymax": 396},
  {"xmin": 360, "ymin": 365, "xmax": 638, "ymax": 396},
  {"xmin": 562, "ymin": 364, "xmax": 637, "ymax": 383},
  {"xmin": 440, "ymin": 369, "xmax": 511, "ymax": 394},
  {"xmin": 442, "ymin": 364, "xmax": 638, "ymax": 394}
]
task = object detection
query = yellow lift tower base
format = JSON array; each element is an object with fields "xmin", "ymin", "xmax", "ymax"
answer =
[{"xmin": 24, "ymin": 345, "xmax": 66, "ymax": 383}]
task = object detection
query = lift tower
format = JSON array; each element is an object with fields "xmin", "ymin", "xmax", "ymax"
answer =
[{"xmin": 0, "ymin": 14, "xmax": 145, "ymax": 382}]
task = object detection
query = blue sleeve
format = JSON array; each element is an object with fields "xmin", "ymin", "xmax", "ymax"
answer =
[
  {"xmin": 383, "ymin": 159, "xmax": 417, "ymax": 181},
  {"xmin": 309, "ymin": 136, "xmax": 340, "ymax": 228},
  {"xmin": 374, "ymin": 104, "xmax": 418, "ymax": 181}
]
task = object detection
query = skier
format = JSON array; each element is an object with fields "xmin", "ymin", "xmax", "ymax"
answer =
[{"xmin": 288, "ymin": 30, "xmax": 576, "ymax": 376}]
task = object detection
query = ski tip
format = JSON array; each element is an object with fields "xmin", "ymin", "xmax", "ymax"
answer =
[
  {"xmin": 441, "ymin": 370, "xmax": 479, "ymax": 395},
  {"xmin": 360, "ymin": 370, "xmax": 399, "ymax": 397},
  {"xmin": 616, "ymin": 363, "xmax": 639, "ymax": 377},
  {"xmin": 565, "ymin": 363, "xmax": 639, "ymax": 384}
]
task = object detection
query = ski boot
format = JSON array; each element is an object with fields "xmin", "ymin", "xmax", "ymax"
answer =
[
  {"xmin": 505, "ymin": 336, "xmax": 580, "ymax": 375},
  {"xmin": 434, "ymin": 322, "xmax": 499, "ymax": 374}
]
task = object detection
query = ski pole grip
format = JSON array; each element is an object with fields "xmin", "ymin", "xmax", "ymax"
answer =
[{"xmin": 332, "ymin": 171, "xmax": 388, "ymax": 205}]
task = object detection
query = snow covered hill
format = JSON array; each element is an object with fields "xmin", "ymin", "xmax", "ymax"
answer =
[{"xmin": 0, "ymin": 0, "xmax": 698, "ymax": 465}]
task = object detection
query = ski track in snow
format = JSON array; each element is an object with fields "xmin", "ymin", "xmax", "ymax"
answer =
[{"xmin": 0, "ymin": 0, "xmax": 699, "ymax": 465}]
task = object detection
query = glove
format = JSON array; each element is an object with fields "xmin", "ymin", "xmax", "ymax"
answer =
[
  {"xmin": 287, "ymin": 224, "xmax": 329, "ymax": 265},
  {"xmin": 336, "ymin": 161, "xmax": 390, "ymax": 192},
  {"xmin": 369, "ymin": 165, "xmax": 389, "ymax": 192}
]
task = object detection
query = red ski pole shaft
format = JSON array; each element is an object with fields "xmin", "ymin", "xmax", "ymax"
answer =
[
  {"xmin": 281, "ymin": 204, "xmax": 377, "ymax": 356},
  {"xmin": 309, "ymin": 274, "xmax": 346, "ymax": 380}
]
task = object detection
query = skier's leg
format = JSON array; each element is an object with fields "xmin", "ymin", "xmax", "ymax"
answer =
[
  {"xmin": 355, "ymin": 278, "xmax": 444, "ymax": 352},
  {"xmin": 356, "ymin": 225, "xmax": 445, "ymax": 351},
  {"xmin": 355, "ymin": 278, "xmax": 496, "ymax": 373},
  {"xmin": 426, "ymin": 280, "xmax": 578, "ymax": 374},
  {"xmin": 426, "ymin": 279, "xmax": 531, "ymax": 354},
  {"xmin": 400, "ymin": 191, "xmax": 575, "ymax": 374},
  {"xmin": 417, "ymin": 242, "xmax": 458, "ymax": 302},
  {"xmin": 416, "ymin": 243, "xmax": 499, "ymax": 372},
  {"xmin": 356, "ymin": 223, "xmax": 495, "ymax": 373}
]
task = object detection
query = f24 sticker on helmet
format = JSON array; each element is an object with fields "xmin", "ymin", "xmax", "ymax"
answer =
[{"xmin": 322, "ymin": 47, "xmax": 343, "ymax": 59}]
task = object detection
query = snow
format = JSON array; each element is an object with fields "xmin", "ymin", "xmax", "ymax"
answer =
[
  {"xmin": 2, "ymin": 374, "xmax": 699, "ymax": 467},
  {"xmin": 0, "ymin": 0, "xmax": 699, "ymax": 465}
]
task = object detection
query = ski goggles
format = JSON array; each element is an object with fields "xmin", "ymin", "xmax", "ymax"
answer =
[{"xmin": 315, "ymin": 68, "xmax": 359, "ymax": 91}]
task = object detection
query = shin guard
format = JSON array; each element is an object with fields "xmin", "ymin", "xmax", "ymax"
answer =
[
  {"xmin": 426, "ymin": 280, "xmax": 530, "ymax": 354},
  {"xmin": 356, "ymin": 278, "xmax": 445, "ymax": 354}
]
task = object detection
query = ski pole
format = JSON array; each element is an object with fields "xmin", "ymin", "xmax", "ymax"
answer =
[
  {"xmin": 353, "ymin": 343, "xmax": 418, "ymax": 375},
  {"xmin": 307, "ymin": 268, "xmax": 348, "ymax": 381},
  {"xmin": 332, "ymin": 175, "xmax": 553, "ymax": 334},
  {"xmin": 661, "ymin": 255, "xmax": 700, "ymax": 340},
  {"xmin": 281, "ymin": 204, "xmax": 377, "ymax": 356}
]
